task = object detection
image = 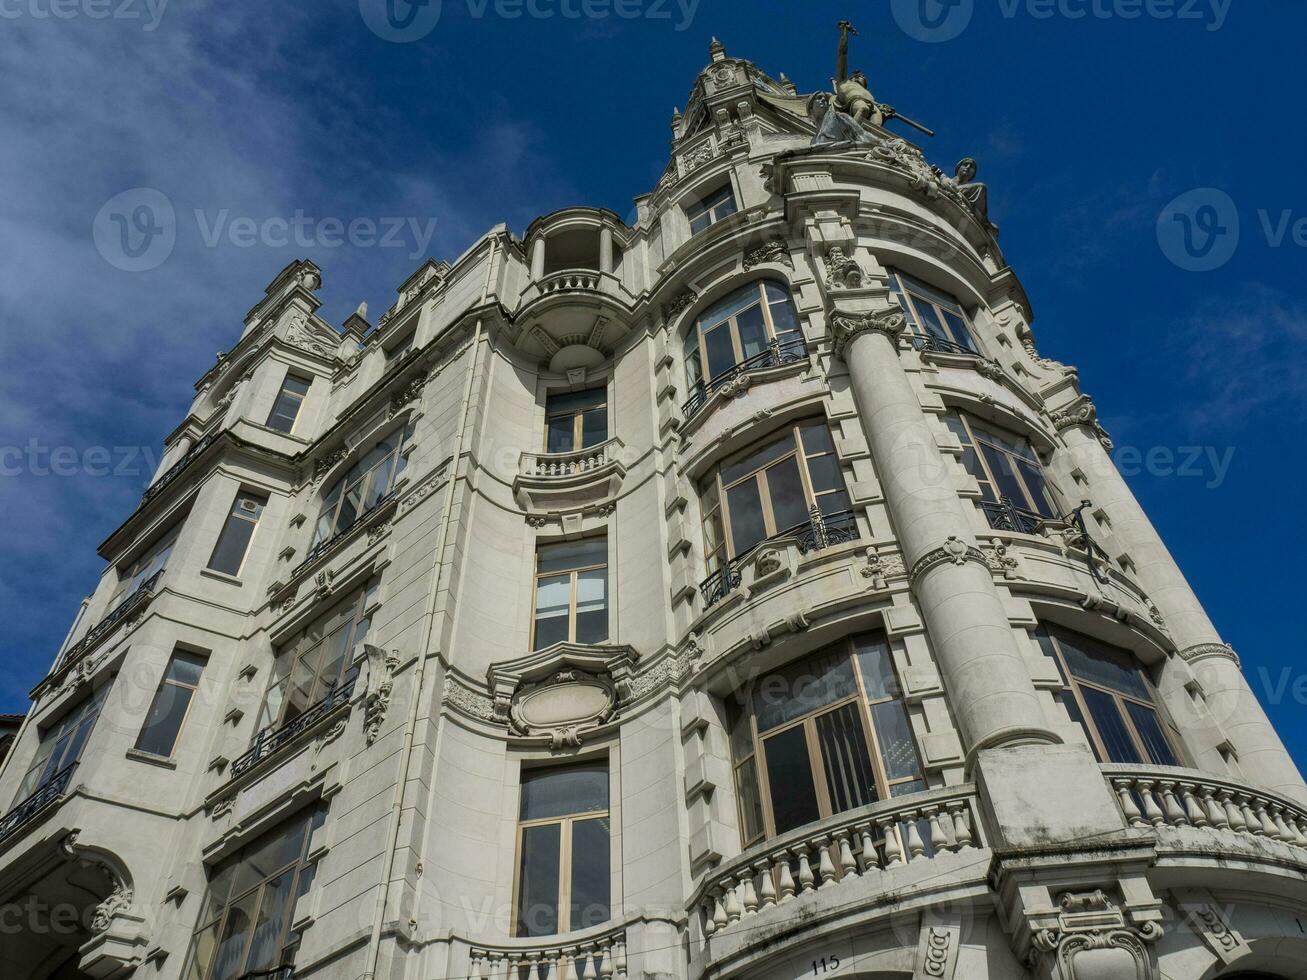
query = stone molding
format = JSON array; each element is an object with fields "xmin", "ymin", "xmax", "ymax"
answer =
[
  {"xmin": 908, "ymin": 536, "xmax": 990, "ymax": 584},
  {"xmin": 830, "ymin": 308, "xmax": 908, "ymax": 359},
  {"xmin": 1050, "ymin": 396, "xmax": 1114, "ymax": 452},
  {"xmin": 1028, "ymin": 890, "xmax": 1163, "ymax": 980},
  {"xmin": 1178, "ymin": 642, "xmax": 1241, "ymax": 667}
]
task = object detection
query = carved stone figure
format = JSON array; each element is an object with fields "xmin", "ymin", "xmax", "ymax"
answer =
[
  {"xmin": 834, "ymin": 21, "xmax": 884, "ymax": 128},
  {"xmin": 948, "ymin": 157, "xmax": 995, "ymax": 229}
]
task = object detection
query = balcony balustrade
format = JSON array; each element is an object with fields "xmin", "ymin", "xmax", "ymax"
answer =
[
  {"xmin": 1106, "ymin": 765, "xmax": 1307, "ymax": 848},
  {"xmin": 910, "ymin": 334, "xmax": 978, "ymax": 357},
  {"xmin": 290, "ymin": 490, "xmax": 397, "ymax": 580},
  {"xmin": 231, "ymin": 676, "xmax": 357, "ymax": 779},
  {"xmin": 141, "ymin": 431, "xmax": 217, "ymax": 506},
  {"xmin": 694, "ymin": 786, "xmax": 982, "ymax": 940},
  {"xmin": 699, "ymin": 508, "xmax": 859, "ymax": 609},
  {"xmin": 470, "ymin": 925, "xmax": 628, "ymax": 980},
  {"xmin": 0, "ymin": 763, "xmax": 78, "ymax": 850},
  {"xmin": 236, "ymin": 969, "xmax": 294, "ymax": 980},
  {"xmin": 47, "ymin": 571, "xmax": 164, "ymax": 684},
  {"xmin": 681, "ymin": 337, "xmax": 808, "ymax": 420},
  {"xmin": 520, "ymin": 437, "xmax": 623, "ymax": 481}
]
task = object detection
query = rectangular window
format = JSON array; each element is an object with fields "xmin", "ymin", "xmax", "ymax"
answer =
[
  {"xmin": 948, "ymin": 412, "xmax": 1056, "ymax": 532},
  {"xmin": 311, "ymin": 423, "xmax": 413, "ymax": 548},
  {"xmin": 14, "ymin": 686, "xmax": 108, "ymax": 802},
  {"xmin": 514, "ymin": 762, "xmax": 610, "ymax": 936},
  {"xmin": 544, "ymin": 388, "xmax": 608, "ymax": 454},
  {"xmin": 109, "ymin": 530, "xmax": 178, "ymax": 612},
  {"xmin": 135, "ymin": 650, "xmax": 206, "ymax": 758},
  {"xmin": 1039, "ymin": 624, "xmax": 1183, "ymax": 766},
  {"xmin": 384, "ymin": 331, "xmax": 415, "ymax": 367},
  {"xmin": 208, "ymin": 491, "xmax": 267, "ymax": 577},
  {"xmin": 532, "ymin": 538, "xmax": 608, "ymax": 650},
  {"xmin": 265, "ymin": 374, "xmax": 311, "ymax": 434},
  {"xmin": 686, "ymin": 183, "xmax": 738, "ymax": 235},
  {"xmin": 887, "ymin": 269, "xmax": 978, "ymax": 354},
  {"xmin": 181, "ymin": 805, "xmax": 325, "ymax": 980}
]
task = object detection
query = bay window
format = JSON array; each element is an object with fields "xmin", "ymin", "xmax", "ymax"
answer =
[
  {"xmin": 514, "ymin": 762, "xmax": 610, "ymax": 937},
  {"xmin": 109, "ymin": 529, "xmax": 177, "ymax": 611},
  {"xmin": 13, "ymin": 686, "xmax": 108, "ymax": 802},
  {"xmin": 683, "ymin": 280, "xmax": 802, "ymax": 403},
  {"xmin": 532, "ymin": 538, "xmax": 608, "ymax": 649},
  {"xmin": 888, "ymin": 269, "xmax": 978, "ymax": 355},
  {"xmin": 947, "ymin": 412, "xmax": 1057, "ymax": 533},
  {"xmin": 1038, "ymin": 624, "xmax": 1182, "ymax": 766},
  {"xmin": 311, "ymin": 422, "xmax": 413, "ymax": 548},
  {"xmin": 728, "ymin": 632, "xmax": 925, "ymax": 845}
]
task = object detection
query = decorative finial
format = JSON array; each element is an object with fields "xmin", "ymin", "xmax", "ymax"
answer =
[
  {"xmin": 709, "ymin": 37, "xmax": 726, "ymax": 62},
  {"xmin": 356, "ymin": 301, "xmax": 368, "ymax": 318}
]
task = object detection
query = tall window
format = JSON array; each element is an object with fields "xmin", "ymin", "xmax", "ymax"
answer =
[
  {"xmin": 728, "ymin": 633, "xmax": 924, "ymax": 845},
  {"xmin": 312, "ymin": 423, "xmax": 413, "ymax": 548},
  {"xmin": 887, "ymin": 269, "xmax": 977, "ymax": 354},
  {"xmin": 683, "ymin": 281, "xmax": 801, "ymax": 394},
  {"xmin": 265, "ymin": 374, "xmax": 311, "ymax": 434},
  {"xmin": 532, "ymin": 539, "xmax": 608, "ymax": 649},
  {"xmin": 135, "ymin": 650, "xmax": 206, "ymax": 758},
  {"xmin": 515, "ymin": 763, "xmax": 610, "ymax": 937},
  {"xmin": 13, "ymin": 687, "xmax": 108, "ymax": 802},
  {"xmin": 686, "ymin": 183, "xmax": 738, "ymax": 235},
  {"xmin": 1038, "ymin": 625, "xmax": 1182, "ymax": 766},
  {"xmin": 256, "ymin": 583, "xmax": 376, "ymax": 733},
  {"xmin": 109, "ymin": 530, "xmax": 178, "ymax": 611},
  {"xmin": 182, "ymin": 805, "xmax": 325, "ymax": 980},
  {"xmin": 208, "ymin": 491, "xmax": 267, "ymax": 577},
  {"xmin": 383, "ymin": 331, "xmax": 415, "ymax": 368},
  {"xmin": 700, "ymin": 421, "xmax": 850, "ymax": 572},
  {"xmin": 947, "ymin": 412, "xmax": 1057, "ymax": 532},
  {"xmin": 545, "ymin": 388, "xmax": 608, "ymax": 454}
]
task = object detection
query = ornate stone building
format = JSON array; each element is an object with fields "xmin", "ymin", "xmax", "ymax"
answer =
[{"xmin": 3, "ymin": 34, "xmax": 1305, "ymax": 980}]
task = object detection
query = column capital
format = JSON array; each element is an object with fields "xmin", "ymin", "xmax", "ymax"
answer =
[
  {"xmin": 830, "ymin": 307, "xmax": 907, "ymax": 359},
  {"xmin": 1178, "ymin": 642, "xmax": 1241, "ymax": 668},
  {"xmin": 1050, "ymin": 395, "xmax": 1114, "ymax": 451}
]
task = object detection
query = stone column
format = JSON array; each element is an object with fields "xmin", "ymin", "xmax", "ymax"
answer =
[
  {"xmin": 599, "ymin": 226, "xmax": 615, "ymax": 274},
  {"xmin": 833, "ymin": 304, "xmax": 1057, "ymax": 759},
  {"xmin": 1053, "ymin": 403, "xmax": 1306, "ymax": 802},
  {"xmin": 530, "ymin": 235, "xmax": 546, "ymax": 281}
]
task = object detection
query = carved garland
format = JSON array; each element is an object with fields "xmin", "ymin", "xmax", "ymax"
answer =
[
  {"xmin": 742, "ymin": 240, "xmax": 792, "ymax": 271},
  {"xmin": 1178, "ymin": 642, "xmax": 1241, "ymax": 667}
]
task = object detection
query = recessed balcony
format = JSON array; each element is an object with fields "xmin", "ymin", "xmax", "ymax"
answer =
[
  {"xmin": 515, "ymin": 436, "xmax": 626, "ymax": 512},
  {"xmin": 230, "ymin": 674, "xmax": 357, "ymax": 779},
  {"xmin": 0, "ymin": 762, "xmax": 78, "ymax": 853}
]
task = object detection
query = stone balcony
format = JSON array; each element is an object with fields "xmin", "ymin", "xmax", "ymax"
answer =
[
  {"xmin": 515, "ymin": 436, "xmax": 627, "ymax": 513},
  {"xmin": 468, "ymin": 921, "xmax": 630, "ymax": 980}
]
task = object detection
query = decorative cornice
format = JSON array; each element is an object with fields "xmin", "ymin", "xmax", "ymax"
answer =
[
  {"xmin": 662, "ymin": 291, "xmax": 697, "ymax": 323},
  {"xmin": 1178, "ymin": 642, "xmax": 1240, "ymax": 667},
  {"xmin": 1051, "ymin": 397, "xmax": 1114, "ymax": 452},
  {"xmin": 830, "ymin": 308, "xmax": 907, "ymax": 359},
  {"xmin": 742, "ymin": 240, "xmax": 792, "ymax": 271},
  {"xmin": 908, "ymin": 536, "xmax": 990, "ymax": 584}
]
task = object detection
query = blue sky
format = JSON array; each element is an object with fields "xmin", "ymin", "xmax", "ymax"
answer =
[{"xmin": 2, "ymin": 1, "xmax": 1304, "ymax": 765}]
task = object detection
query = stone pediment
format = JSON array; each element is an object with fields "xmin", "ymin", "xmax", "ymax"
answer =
[{"xmin": 487, "ymin": 643, "xmax": 638, "ymax": 749}]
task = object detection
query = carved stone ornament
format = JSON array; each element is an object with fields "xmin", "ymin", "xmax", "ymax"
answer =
[
  {"xmin": 717, "ymin": 371, "xmax": 752, "ymax": 399},
  {"xmin": 285, "ymin": 311, "xmax": 339, "ymax": 359},
  {"xmin": 860, "ymin": 548, "xmax": 906, "ymax": 590},
  {"xmin": 824, "ymin": 246, "xmax": 865, "ymax": 291},
  {"xmin": 909, "ymin": 535, "xmax": 989, "ymax": 583},
  {"xmin": 981, "ymin": 542, "xmax": 1021, "ymax": 580},
  {"xmin": 662, "ymin": 291, "xmax": 697, "ymax": 323},
  {"xmin": 363, "ymin": 644, "xmax": 401, "ymax": 745},
  {"xmin": 389, "ymin": 372, "xmax": 428, "ymax": 418},
  {"xmin": 976, "ymin": 358, "xmax": 1006, "ymax": 381},
  {"xmin": 210, "ymin": 796, "xmax": 235, "ymax": 820},
  {"xmin": 1050, "ymin": 397, "xmax": 1114, "ymax": 452},
  {"xmin": 309, "ymin": 446, "xmax": 350, "ymax": 491},
  {"xmin": 1178, "ymin": 642, "xmax": 1241, "ymax": 668},
  {"xmin": 830, "ymin": 309, "xmax": 908, "ymax": 358},
  {"xmin": 91, "ymin": 878, "xmax": 134, "ymax": 934},
  {"xmin": 922, "ymin": 927, "xmax": 952, "ymax": 978},
  {"xmin": 742, "ymin": 240, "xmax": 792, "ymax": 271},
  {"xmin": 1029, "ymin": 890, "xmax": 1162, "ymax": 980},
  {"xmin": 442, "ymin": 674, "xmax": 498, "ymax": 722},
  {"xmin": 867, "ymin": 139, "xmax": 946, "ymax": 200}
]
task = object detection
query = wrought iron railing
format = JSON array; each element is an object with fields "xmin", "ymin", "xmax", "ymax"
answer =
[
  {"xmin": 910, "ymin": 334, "xmax": 977, "ymax": 357},
  {"xmin": 141, "ymin": 432, "xmax": 217, "ymax": 506},
  {"xmin": 681, "ymin": 337, "xmax": 808, "ymax": 419},
  {"xmin": 979, "ymin": 496, "xmax": 1044, "ymax": 535},
  {"xmin": 0, "ymin": 763, "xmax": 77, "ymax": 848},
  {"xmin": 52, "ymin": 570, "xmax": 164, "ymax": 678},
  {"xmin": 237, "ymin": 968, "xmax": 295, "ymax": 980},
  {"xmin": 292, "ymin": 490, "xmax": 397, "ymax": 579},
  {"xmin": 231, "ymin": 676, "xmax": 357, "ymax": 778},
  {"xmin": 699, "ymin": 508, "xmax": 860, "ymax": 609}
]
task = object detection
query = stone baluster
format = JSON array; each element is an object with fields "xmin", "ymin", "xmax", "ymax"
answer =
[
  {"xmin": 470, "ymin": 954, "xmax": 484, "ymax": 980},
  {"xmin": 614, "ymin": 940, "xmax": 628, "ymax": 980},
  {"xmin": 1115, "ymin": 779, "xmax": 1146, "ymax": 827},
  {"xmin": 711, "ymin": 887, "xmax": 728, "ymax": 933},
  {"xmin": 857, "ymin": 823, "xmax": 879, "ymax": 872},
  {"xmin": 1200, "ymin": 786, "xmax": 1229, "ymax": 829},
  {"xmin": 1238, "ymin": 796, "xmax": 1263, "ymax": 835},
  {"xmin": 949, "ymin": 802, "xmax": 975, "ymax": 849},
  {"xmin": 1219, "ymin": 791, "xmax": 1246, "ymax": 831},
  {"xmin": 756, "ymin": 858, "xmax": 778, "ymax": 908},
  {"xmin": 904, "ymin": 816, "xmax": 927, "ymax": 860},
  {"xmin": 1158, "ymin": 782, "xmax": 1188, "ymax": 826},
  {"xmin": 1178, "ymin": 784, "xmax": 1208, "ymax": 827},
  {"xmin": 738, "ymin": 870, "xmax": 759, "ymax": 915},
  {"xmin": 1137, "ymin": 781, "xmax": 1165, "ymax": 826},
  {"xmin": 1255, "ymin": 802, "xmax": 1281, "ymax": 839},
  {"xmin": 880, "ymin": 816, "xmax": 905, "ymax": 867},
  {"xmin": 925, "ymin": 807, "xmax": 950, "ymax": 851},
  {"xmin": 835, "ymin": 830, "xmax": 859, "ymax": 878},
  {"xmin": 599, "ymin": 944, "xmax": 614, "ymax": 980},
  {"xmin": 777, "ymin": 851, "xmax": 797, "ymax": 901},
  {"xmin": 816, "ymin": 836, "xmax": 837, "ymax": 886},
  {"xmin": 581, "ymin": 946, "xmax": 597, "ymax": 980},
  {"xmin": 723, "ymin": 879, "xmax": 742, "ymax": 924},
  {"xmin": 797, "ymin": 845, "xmax": 817, "ymax": 893}
]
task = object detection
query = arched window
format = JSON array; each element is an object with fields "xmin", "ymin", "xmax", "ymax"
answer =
[
  {"xmin": 311, "ymin": 422, "xmax": 413, "ymax": 548},
  {"xmin": 728, "ymin": 632, "xmax": 925, "ymax": 845},
  {"xmin": 948, "ymin": 411, "xmax": 1058, "ymax": 533},
  {"xmin": 887, "ymin": 269, "xmax": 978, "ymax": 355},
  {"xmin": 682, "ymin": 281, "xmax": 804, "ymax": 409}
]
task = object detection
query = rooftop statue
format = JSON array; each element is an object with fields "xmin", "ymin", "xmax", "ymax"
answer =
[{"xmin": 812, "ymin": 22, "xmax": 935, "ymax": 147}]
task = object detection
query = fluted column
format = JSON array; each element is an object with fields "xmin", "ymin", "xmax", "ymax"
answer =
[
  {"xmin": 1053, "ymin": 404, "xmax": 1305, "ymax": 802},
  {"xmin": 833, "ymin": 306, "xmax": 1059, "ymax": 762}
]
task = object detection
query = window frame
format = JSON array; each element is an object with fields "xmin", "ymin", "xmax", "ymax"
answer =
[
  {"xmin": 109, "ymin": 529, "xmax": 178, "ymax": 611},
  {"xmin": 14, "ymin": 686, "xmax": 109, "ymax": 802},
  {"xmin": 948, "ymin": 411, "xmax": 1058, "ymax": 525},
  {"xmin": 512, "ymin": 762, "xmax": 611, "ymax": 937},
  {"xmin": 543, "ymin": 387, "xmax": 609, "ymax": 454},
  {"xmin": 311, "ymin": 423, "xmax": 413, "ymax": 549},
  {"xmin": 1039, "ymin": 625, "xmax": 1184, "ymax": 767},
  {"xmin": 207, "ymin": 490, "xmax": 268, "ymax": 578},
  {"xmin": 683, "ymin": 280, "xmax": 802, "ymax": 394},
  {"xmin": 134, "ymin": 649, "xmax": 207, "ymax": 758},
  {"xmin": 685, "ymin": 182, "xmax": 739, "ymax": 235},
  {"xmin": 530, "ymin": 538, "xmax": 609, "ymax": 650},
  {"xmin": 265, "ymin": 373, "xmax": 311, "ymax": 435},
  {"xmin": 699, "ymin": 421, "xmax": 850, "ymax": 574},
  {"xmin": 887, "ymin": 269, "xmax": 979, "ymax": 354},
  {"xmin": 728, "ymin": 632, "xmax": 926, "ymax": 848}
]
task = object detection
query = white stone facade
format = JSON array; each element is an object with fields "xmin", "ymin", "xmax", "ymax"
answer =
[{"xmin": 2, "ymin": 37, "xmax": 1306, "ymax": 980}]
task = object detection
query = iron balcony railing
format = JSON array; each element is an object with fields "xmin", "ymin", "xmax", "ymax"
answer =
[
  {"xmin": 237, "ymin": 968, "xmax": 295, "ymax": 980},
  {"xmin": 979, "ymin": 496, "xmax": 1044, "ymax": 535},
  {"xmin": 681, "ymin": 336, "xmax": 808, "ymax": 420},
  {"xmin": 699, "ymin": 509, "xmax": 859, "ymax": 609},
  {"xmin": 0, "ymin": 763, "xmax": 78, "ymax": 849},
  {"xmin": 292, "ymin": 490, "xmax": 397, "ymax": 579},
  {"xmin": 231, "ymin": 675, "xmax": 357, "ymax": 779},
  {"xmin": 53, "ymin": 570, "xmax": 164, "ymax": 677},
  {"xmin": 910, "ymin": 334, "xmax": 978, "ymax": 357},
  {"xmin": 141, "ymin": 431, "xmax": 218, "ymax": 506}
]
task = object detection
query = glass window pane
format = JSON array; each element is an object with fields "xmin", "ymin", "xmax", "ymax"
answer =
[
  {"xmin": 184, "ymin": 920, "xmax": 221, "ymax": 980},
  {"xmin": 1053, "ymin": 629, "xmax": 1152, "ymax": 700},
  {"xmin": 135, "ymin": 683, "xmax": 194, "ymax": 757},
  {"xmin": 574, "ymin": 569, "xmax": 609, "ymax": 644},
  {"xmin": 815, "ymin": 702, "xmax": 877, "ymax": 813},
  {"xmin": 1016, "ymin": 460, "xmax": 1055, "ymax": 517},
  {"xmin": 683, "ymin": 331, "xmax": 704, "ymax": 389},
  {"xmin": 699, "ymin": 283, "xmax": 762, "ymax": 330},
  {"xmin": 764, "ymin": 456, "xmax": 808, "ymax": 534},
  {"xmin": 767, "ymin": 290, "xmax": 799, "ymax": 335},
  {"xmin": 754, "ymin": 652, "xmax": 857, "ymax": 732},
  {"xmin": 981, "ymin": 445, "xmax": 1029, "ymax": 506},
  {"xmin": 800, "ymin": 423, "xmax": 834, "ymax": 455},
  {"xmin": 722, "ymin": 432, "xmax": 795, "ymax": 486},
  {"xmin": 804, "ymin": 453, "xmax": 843, "ymax": 495},
  {"xmin": 725, "ymin": 480, "xmax": 767, "ymax": 556},
  {"xmin": 734, "ymin": 756, "xmax": 765, "ymax": 843},
  {"xmin": 244, "ymin": 872, "xmax": 295, "ymax": 972},
  {"xmin": 941, "ymin": 310, "xmax": 976, "ymax": 352},
  {"xmin": 546, "ymin": 388, "xmax": 605, "ymax": 415},
  {"xmin": 569, "ymin": 817, "xmax": 611, "ymax": 931},
  {"xmin": 581, "ymin": 407, "xmax": 608, "ymax": 448},
  {"xmin": 208, "ymin": 514, "xmax": 258, "ymax": 577},
  {"xmin": 537, "ymin": 539, "xmax": 606, "ymax": 575},
  {"xmin": 521, "ymin": 764, "xmax": 609, "ymax": 820},
  {"xmin": 763, "ymin": 726, "xmax": 821, "ymax": 835},
  {"xmin": 211, "ymin": 891, "xmax": 257, "ymax": 980},
  {"xmin": 1059, "ymin": 692, "xmax": 1099, "ymax": 760},
  {"xmin": 853, "ymin": 634, "xmax": 899, "ymax": 700},
  {"xmin": 816, "ymin": 488, "xmax": 852, "ymax": 515},
  {"xmin": 167, "ymin": 651, "xmax": 207, "ymax": 686},
  {"xmin": 516, "ymin": 823, "xmax": 561, "ymax": 938},
  {"xmin": 533, "ymin": 575, "xmax": 571, "ymax": 649},
  {"xmin": 870, "ymin": 700, "xmax": 923, "ymax": 782},
  {"xmin": 1127, "ymin": 703, "xmax": 1178, "ymax": 766},
  {"xmin": 736, "ymin": 304, "xmax": 769, "ymax": 361},
  {"xmin": 702, "ymin": 323, "xmax": 737, "ymax": 379},
  {"xmin": 1081, "ymin": 688, "xmax": 1142, "ymax": 764},
  {"xmin": 915, "ymin": 301, "xmax": 950, "ymax": 341}
]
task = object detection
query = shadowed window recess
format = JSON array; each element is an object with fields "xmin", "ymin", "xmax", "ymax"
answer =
[
  {"xmin": 728, "ymin": 632, "xmax": 925, "ymax": 846},
  {"xmin": 135, "ymin": 649, "xmax": 207, "ymax": 758},
  {"xmin": 887, "ymin": 269, "xmax": 978, "ymax": 355},
  {"xmin": 514, "ymin": 762, "xmax": 611, "ymax": 937},
  {"xmin": 265, "ymin": 373, "xmax": 311, "ymax": 435},
  {"xmin": 545, "ymin": 388, "xmax": 608, "ymax": 454},
  {"xmin": 947, "ymin": 411, "xmax": 1058, "ymax": 533},
  {"xmin": 682, "ymin": 280, "xmax": 802, "ymax": 400},
  {"xmin": 685, "ymin": 183, "xmax": 738, "ymax": 235},
  {"xmin": 312, "ymin": 422, "xmax": 414, "ymax": 548}
]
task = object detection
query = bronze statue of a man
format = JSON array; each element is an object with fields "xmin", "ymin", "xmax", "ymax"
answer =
[{"xmin": 834, "ymin": 21, "xmax": 885, "ymax": 128}]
